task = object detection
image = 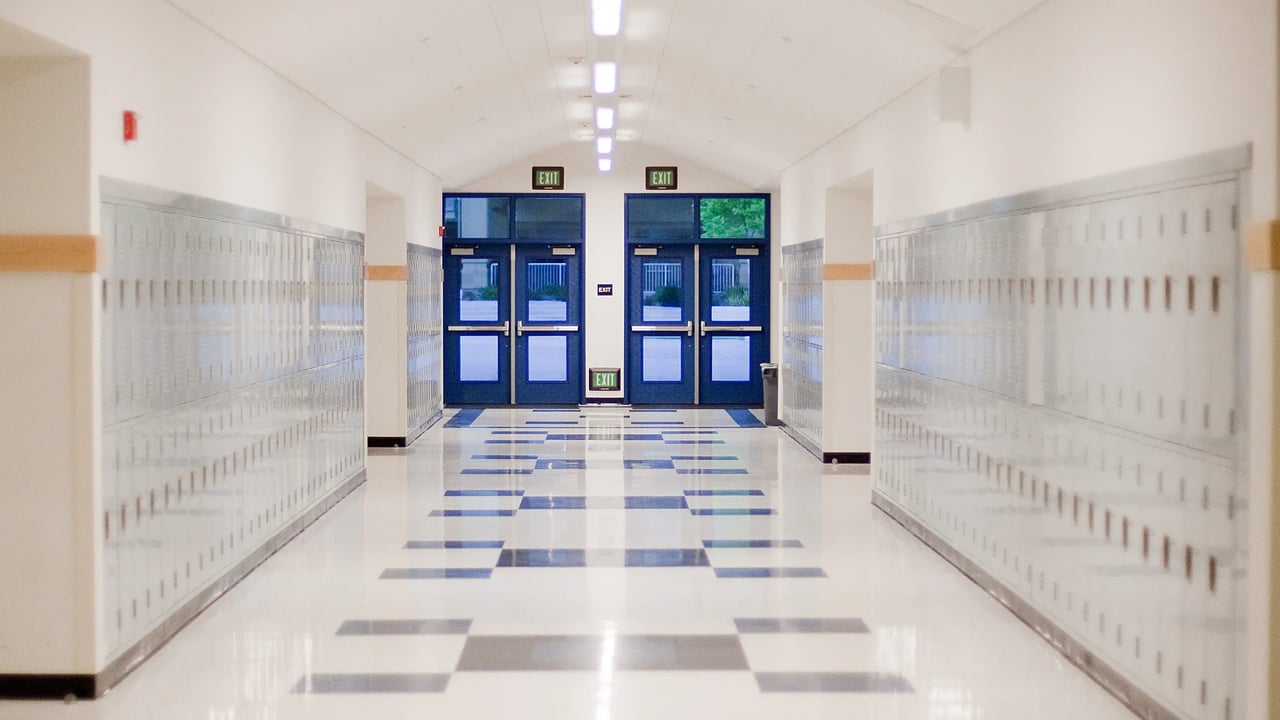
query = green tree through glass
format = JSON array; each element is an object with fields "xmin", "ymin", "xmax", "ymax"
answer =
[{"xmin": 700, "ymin": 197, "xmax": 766, "ymax": 239}]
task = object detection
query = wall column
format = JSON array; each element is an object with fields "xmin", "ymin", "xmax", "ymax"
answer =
[
  {"xmin": 820, "ymin": 183, "xmax": 874, "ymax": 461},
  {"xmin": 365, "ymin": 187, "xmax": 410, "ymax": 446}
]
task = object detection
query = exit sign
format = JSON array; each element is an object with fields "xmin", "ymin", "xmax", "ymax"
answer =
[
  {"xmin": 589, "ymin": 367, "xmax": 621, "ymax": 391},
  {"xmin": 645, "ymin": 166, "xmax": 678, "ymax": 190},
  {"xmin": 532, "ymin": 166, "xmax": 565, "ymax": 190}
]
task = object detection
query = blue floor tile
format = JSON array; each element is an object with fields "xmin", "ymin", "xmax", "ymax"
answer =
[
  {"xmin": 534, "ymin": 458, "xmax": 589, "ymax": 470},
  {"xmin": 490, "ymin": 430, "xmax": 550, "ymax": 435},
  {"xmin": 676, "ymin": 469, "xmax": 749, "ymax": 475},
  {"xmin": 690, "ymin": 508, "xmax": 774, "ymax": 516},
  {"xmin": 484, "ymin": 440, "xmax": 545, "ymax": 444},
  {"xmin": 405, "ymin": 540, "xmax": 506, "ymax": 549},
  {"xmin": 625, "ymin": 549, "xmax": 709, "ymax": 567},
  {"xmin": 702, "ymin": 540, "xmax": 804, "ymax": 548},
  {"xmin": 444, "ymin": 490, "xmax": 526, "ymax": 496},
  {"xmin": 429, "ymin": 509, "xmax": 516, "ymax": 517},
  {"xmin": 660, "ymin": 430, "xmax": 718, "ymax": 435},
  {"xmin": 519, "ymin": 496, "xmax": 588, "ymax": 510},
  {"xmin": 623, "ymin": 459, "xmax": 676, "ymax": 469},
  {"xmin": 471, "ymin": 454, "xmax": 540, "ymax": 460},
  {"xmin": 630, "ymin": 421, "xmax": 685, "ymax": 425},
  {"xmin": 525, "ymin": 421, "xmax": 579, "ymax": 425},
  {"xmin": 460, "ymin": 469, "xmax": 534, "ymax": 475},
  {"xmin": 670, "ymin": 455, "xmax": 739, "ymax": 461},
  {"xmin": 683, "ymin": 489, "xmax": 764, "ymax": 496},
  {"xmin": 665, "ymin": 440, "xmax": 726, "ymax": 445},
  {"xmin": 725, "ymin": 408, "xmax": 766, "ymax": 428},
  {"xmin": 624, "ymin": 496, "xmax": 688, "ymax": 509},
  {"xmin": 546, "ymin": 433, "xmax": 664, "ymax": 441},
  {"xmin": 380, "ymin": 568, "xmax": 494, "ymax": 579},
  {"xmin": 714, "ymin": 567, "xmax": 826, "ymax": 578},
  {"xmin": 444, "ymin": 409, "xmax": 484, "ymax": 428},
  {"xmin": 496, "ymin": 549, "xmax": 586, "ymax": 567}
]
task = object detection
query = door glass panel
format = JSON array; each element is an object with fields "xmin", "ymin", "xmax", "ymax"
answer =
[
  {"xmin": 711, "ymin": 336, "xmax": 751, "ymax": 381},
  {"xmin": 459, "ymin": 259, "xmax": 501, "ymax": 321},
  {"xmin": 699, "ymin": 197, "xmax": 766, "ymax": 239},
  {"xmin": 627, "ymin": 197, "xmax": 696, "ymax": 240},
  {"xmin": 710, "ymin": 258, "xmax": 751, "ymax": 321},
  {"xmin": 515, "ymin": 197, "xmax": 584, "ymax": 239},
  {"xmin": 527, "ymin": 261, "xmax": 568, "ymax": 322},
  {"xmin": 527, "ymin": 335, "xmax": 568, "ymax": 382},
  {"xmin": 445, "ymin": 196, "xmax": 510, "ymax": 239},
  {"xmin": 459, "ymin": 336, "xmax": 500, "ymax": 382},
  {"xmin": 642, "ymin": 336, "xmax": 682, "ymax": 381},
  {"xmin": 642, "ymin": 261, "xmax": 683, "ymax": 322}
]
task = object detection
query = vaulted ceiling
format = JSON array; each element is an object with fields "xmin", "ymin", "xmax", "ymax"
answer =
[{"xmin": 168, "ymin": 0, "xmax": 1043, "ymax": 189}]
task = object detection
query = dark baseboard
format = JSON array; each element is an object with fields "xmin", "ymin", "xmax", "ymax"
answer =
[
  {"xmin": 823, "ymin": 451, "xmax": 870, "ymax": 464},
  {"xmin": 871, "ymin": 491, "xmax": 1180, "ymax": 720},
  {"xmin": 0, "ymin": 467, "xmax": 368, "ymax": 700},
  {"xmin": 367, "ymin": 436, "xmax": 407, "ymax": 448}
]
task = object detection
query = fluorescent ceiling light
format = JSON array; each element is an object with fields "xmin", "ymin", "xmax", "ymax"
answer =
[
  {"xmin": 597, "ymin": 137, "xmax": 614, "ymax": 154},
  {"xmin": 592, "ymin": 0, "xmax": 622, "ymax": 36},
  {"xmin": 595, "ymin": 107, "xmax": 615, "ymax": 130},
  {"xmin": 594, "ymin": 62, "xmax": 617, "ymax": 94},
  {"xmin": 598, "ymin": 158, "xmax": 613, "ymax": 172}
]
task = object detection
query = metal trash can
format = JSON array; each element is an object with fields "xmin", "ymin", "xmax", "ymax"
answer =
[{"xmin": 760, "ymin": 363, "xmax": 780, "ymax": 426}]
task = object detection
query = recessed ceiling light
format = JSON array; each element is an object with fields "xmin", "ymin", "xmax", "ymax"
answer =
[
  {"xmin": 598, "ymin": 158, "xmax": 613, "ymax": 172},
  {"xmin": 595, "ymin": 107, "xmax": 615, "ymax": 130},
  {"xmin": 592, "ymin": 0, "xmax": 622, "ymax": 36},
  {"xmin": 597, "ymin": 137, "xmax": 614, "ymax": 154},
  {"xmin": 594, "ymin": 62, "xmax": 617, "ymax": 94}
]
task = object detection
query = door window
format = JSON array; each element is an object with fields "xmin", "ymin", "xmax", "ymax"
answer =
[
  {"xmin": 710, "ymin": 336, "xmax": 752, "ymax": 382},
  {"xmin": 709, "ymin": 258, "xmax": 752, "ymax": 321},
  {"xmin": 459, "ymin": 336, "xmax": 500, "ymax": 382},
  {"xmin": 527, "ymin": 335, "xmax": 568, "ymax": 382},
  {"xmin": 459, "ymin": 258, "xmax": 500, "ymax": 322},
  {"xmin": 642, "ymin": 261, "xmax": 684, "ymax": 322},
  {"xmin": 527, "ymin": 261, "xmax": 568, "ymax": 322},
  {"xmin": 642, "ymin": 336, "xmax": 683, "ymax": 382}
]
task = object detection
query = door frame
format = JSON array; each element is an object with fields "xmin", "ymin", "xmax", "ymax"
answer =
[
  {"xmin": 621, "ymin": 192, "xmax": 771, "ymax": 406},
  {"xmin": 442, "ymin": 191, "xmax": 588, "ymax": 407}
]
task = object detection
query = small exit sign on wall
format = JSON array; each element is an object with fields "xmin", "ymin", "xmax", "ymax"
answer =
[
  {"xmin": 645, "ymin": 166, "xmax": 678, "ymax": 191},
  {"xmin": 589, "ymin": 368, "xmax": 621, "ymax": 391},
  {"xmin": 532, "ymin": 166, "xmax": 565, "ymax": 190}
]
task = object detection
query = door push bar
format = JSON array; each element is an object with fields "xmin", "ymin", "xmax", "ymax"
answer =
[
  {"xmin": 517, "ymin": 321, "xmax": 580, "ymax": 337},
  {"xmin": 447, "ymin": 321, "xmax": 510, "ymax": 336},
  {"xmin": 629, "ymin": 321, "xmax": 694, "ymax": 337},
  {"xmin": 700, "ymin": 322, "xmax": 763, "ymax": 336}
]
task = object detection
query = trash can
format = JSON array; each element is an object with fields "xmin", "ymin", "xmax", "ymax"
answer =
[{"xmin": 760, "ymin": 363, "xmax": 780, "ymax": 426}]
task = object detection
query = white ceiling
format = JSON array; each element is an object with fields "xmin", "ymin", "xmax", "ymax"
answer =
[{"xmin": 168, "ymin": 0, "xmax": 1043, "ymax": 189}]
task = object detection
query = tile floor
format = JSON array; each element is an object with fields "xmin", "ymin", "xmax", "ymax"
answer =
[{"xmin": 0, "ymin": 408, "xmax": 1139, "ymax": 719}]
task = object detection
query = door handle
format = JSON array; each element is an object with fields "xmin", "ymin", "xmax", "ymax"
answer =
[
  {"xmin": 447, "ymin": 321, "xmax": 510, "ymax": 336},
  {"xmin": 517, "ymin": 321, "xmax": 580, "ymax": 336},
  {"xmin": 700, "ymin": 323, "xmax": 763, "ymax": 336},
  {"xmin": 630, "ymin": 322, "xmax": 694, "ymax": 336}
]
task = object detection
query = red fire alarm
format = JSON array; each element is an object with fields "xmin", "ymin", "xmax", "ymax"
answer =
[
  {"xmin": 438, "ymin": 225, "xmax": 445, "ymax": 237},
  {"xmin": 123, "ymin": 111, "xmax": 138, "ymax": 142}
]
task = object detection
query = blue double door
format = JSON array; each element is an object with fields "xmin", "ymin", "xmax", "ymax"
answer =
[
  {"xmin": 627, "ymin": 244, "xmax": 770, "ymax": 405},
  {"xmin": 444, "ymin": 244, "xmax": 583, "ymax": 405}
]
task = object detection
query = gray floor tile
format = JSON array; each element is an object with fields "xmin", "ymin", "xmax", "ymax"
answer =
[
  {"xmin": 754, "ymin": 672, "xmax": 913, "ymax": 693},
  {"xmin": 456, "ymin": 635, "xmax": 748, "ymax": 671},
  {"xmin": 292, "ymin": 673, "xmax": 451, "ymax": 693},
  {"xmin": 337, "ymin": 619, "xmax": 473, "ymax": 635},
  {"xmin": 734, "ymin": 618, "xmax": 869, "ymax": 633}
]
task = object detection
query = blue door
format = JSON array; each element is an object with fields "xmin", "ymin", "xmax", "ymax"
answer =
[
  {"xmin": 444, "ymin": 246, "xmax": 511, "ymax": 405},
  {"xmin": 698, "ymin": 245, "xmax": 769, "ymax": 405},
  {"xmin": 627, "ymin": 245, "xmax": 696, "ymax": 405},
  {"xmin": 515, "ymin": 245, "xmax": 583, "ymax": 405}
]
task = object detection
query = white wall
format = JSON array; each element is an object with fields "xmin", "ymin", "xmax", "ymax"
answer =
[
  {"xmin": 459, "ymin": 141, "xmax": 777, "ymax": 399},
  {"xmin": 780, "ymin": 0, "xmax": 1276, "ymax": 716}
]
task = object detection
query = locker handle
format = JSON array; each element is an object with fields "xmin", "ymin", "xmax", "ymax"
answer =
[
  {"xmin": 630, "ymin": 322, "xmax": 693, "ymax": 336},
  {"xmin": 447, "ymin": 321, "xmax": 510, "ymax": 336}
]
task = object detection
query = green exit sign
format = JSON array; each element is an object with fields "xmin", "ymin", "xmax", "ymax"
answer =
[
  {"xmin": 589, "ymin": 367, "xmax": 620, "ymax": 391},
  {"xmin": 532, "ymin": 166, "xmax": 565, "ymax": 190},
  {"xmin": 645, "ymin": 166, "xmax": 678, "ymax": 190}
]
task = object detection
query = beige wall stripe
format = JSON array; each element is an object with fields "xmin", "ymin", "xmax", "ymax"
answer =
[
  {"xmin": 1246, "ymin": 221, "xmax": 1280, "ymax": 270},
  {"xmin": 822, "ymin": 262, "xmax": 874, "ymax": 281},
  {"xmin": 0, "ymin": 235, "xmax": 98, "ymax": 274},
  {"xmin": 366, "ymin": 264, "xmax": 409, "ymax": 281}
]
